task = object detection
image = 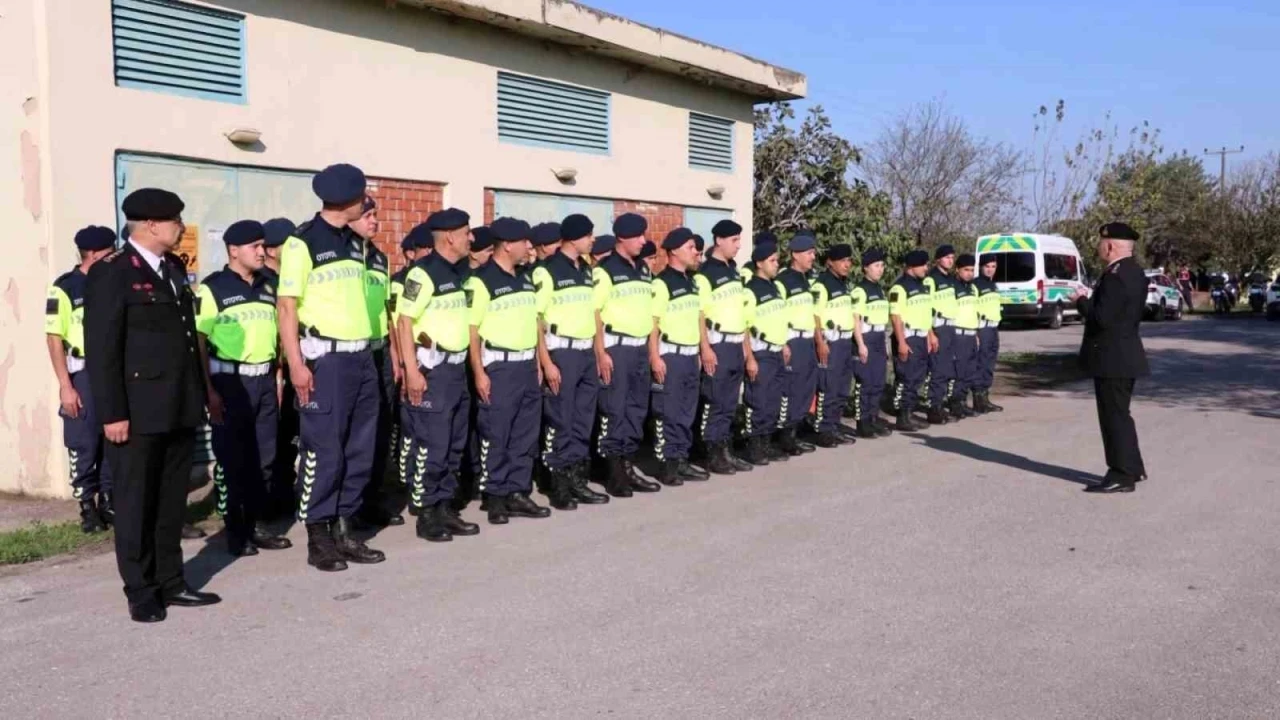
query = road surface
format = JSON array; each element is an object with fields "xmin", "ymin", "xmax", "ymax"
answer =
[{"xmin": 2, "ymin": 316, "xmax": 1278, "ymax": 719}]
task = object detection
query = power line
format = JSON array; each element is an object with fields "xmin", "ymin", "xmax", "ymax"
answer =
[{"xmin": 1203, "ymin": 145, "xmax": 1244, "ymax": 194}]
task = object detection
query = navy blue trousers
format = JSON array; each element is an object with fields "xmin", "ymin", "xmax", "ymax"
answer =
[
  {"xmin": 368, "ymin": 345, "xmax": 396, "ymax": 495},
  {"xmin": 699, "ymin": 341, "xmax": 744, "ymax": 445},
  {"xmin": 952, "ymin": 331, "xmax": 979, "ymax": 400},
  {"xmin": 977, "ymin": 326, "xmax": 1000, "ymax": 391},
  {"xmin": 743, "ymin": 349, "xmax": 784, "ymax": 438},
  {"xmin": 210, "ymin": 372, "xmax": 277, "ymax": 539},
  {"xmin": 404, "ymin": 361, "xmax": 470, "ymax": 508},
  {"xmin": 814, "ymin": 338, "xmax": 854, "ymax": 433},
  {"xmin": 476, "ymin": 360, "xmax": 541, "ymax": 497},
  {"xmin": 62, "ymin": 370, "xmax": 113, "ymax": 499},
  {"xmin": 296, "ymin": 350, "xmax": 378, "ymax": 523},
  {"xmin": 892, "ymin": 335, "xmax": 929, "ymax": 412},
  {"xmin": 854, "ymin": 331, "xmax": 888, "ymax": 422},
  {"xmin": 926, "ymin": 325, "xmax": 956, "ymax": 408},
  {"xmin": 653, "ymin": 353, "xmax": 699, "ymax": 461},
  {"xmin": 542, "ymin": 347, "xmax": 598, "ymax": 470},
  {"xmin": 783, "ymin": 337, "xmax": 817, "ymax": 429},
  {"xmin": 597, "ymin": 343, "xmax": 650, "ymax": 458}
]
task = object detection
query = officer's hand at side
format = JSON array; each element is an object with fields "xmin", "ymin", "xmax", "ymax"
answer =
[
  {"xmin": 292, "ymin": 364, "xmax": 315, "ymax": 406},
  {"xmin": 104, "ymin": 420, "xmax": 129, "ymax": 445},
  {"xmin": 700, "ymin": 346, "xmax": 718, "ymax": 377},
  {"xmin": 897, "ymin": 340, "xmax": 910, "ymax": 361},
  {"xmin": 652, "ymin": 355, "xmax": 667, "ymax": 385},
  {"xmin": 745, "ymin": 355, "xmax": 759, "ymax": 382},
  {"xmin": 207, "ymin": 389, "xmax": 225, "ymax": 425},
  {"xmin": 405, "ymin": 368, "xmax": 427, "ymax": 406},
  {"xmin": 392, "ymin": 361, "xmax": 404, "ymax": 388},
  {"xmin": 543, "ymin": 361, "xmax": 562, "ymax": 396},
  {"xmin": 858, "ymin": 344, "xmax": 869, "ymax": 364},
  {"xmin": 927, "ymin": 332, "xmax": 939, "ymax": 354},
  {"xmin": 597, "ymin": 351, "xmax": 614, "ymax": 386},
  {"xmin": 782, "ymin": 344, "xmax": 792, "ymax": 365},
  {"xmin": 59, "ymin": 383, "xmax": 82, "ymax": 419},
  {"xmin": 475, "ymin": 371, "xmax": 492, "ymax": 404},
  {"xmin": 816, "ymin": 338, "xmax": 830, "ymax": 366}
]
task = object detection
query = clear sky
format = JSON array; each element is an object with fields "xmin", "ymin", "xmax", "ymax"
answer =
[{"xmin": 590, "ymin": 0, "xmax": 1280, "ymax": 170}]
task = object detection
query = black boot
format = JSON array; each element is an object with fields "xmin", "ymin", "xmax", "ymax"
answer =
[
  {"xmin": 836, "ymin": 423, "xmax": 859, "ymax": 440},
  {"xmin": 333, "ymin": 517, "xmax": 385, "ymax": 564},
  {"xmin": 416, "ymin": 503, "xmax": 453, "ymax": 542},
  {"xmin": 486, "ymin": 494, "xmax": 510, "ymax": 524},
  {"xmin": 97, "ymin": 491, "xmax": 115, "ymax": 527},
  {"xmin": 228, "ymin": 531, "xmax": 258, "ymax": 557},
  {"xmin": 657, "ymin": 459, "xmax": 684, "ymax": 487},
  {"xmin": 251, "ymin": 524, "xmax": 292, "ymax": 550},
  {"xmin": 625, "ymin": 457, "xmax": 661, "ymax": 493},
  {"xmin": 727, "ymin": 444, "xmax": 754, "ymax": 472},
  {"xmin": 774, "ymin": 429, "xmax": 803, "ymax": 457},
  {"xmin": 705, "ymin": 442, "xmax": 737, "ymax": 475},
  {"xmin": 548, "ymin": 468, "xmax": 578, "ymax": 510},
  {"xmin": 306, "ymin": 522, "xmax": 347, "ymax": 572},
  {"xmin": 765, "ymin": 435, "xmax": 789, "ymax": 461},
  {"xmin": 605, "ymin": 457, "xmax": 633, "ymax": 498},
  {"xmin": 856, "ymin": 420, "xmax": 880, "ymax": 439},
  {"xmin": 790, "ymin": 427, "xmax": 816, "ymax": 454},
  {"xmin": 507, "ymin": 492, "xmax": 552, "ymax": 518},
  {"xmin": 951, "ymin": 396, "xmax": 975, "ymax": 419},
  {"xmin": 896, "ymin": 409, "xmax": 921, "ymax": 432},
  {"xmin": 442, "ymin": 504, "xmax": 479, "ymax": 535},
  {"xmin": 927, "ymin": 406, "xmax": 950, "ymax": 425},
  {"xmin": 741, "ymin": 435, "xmax": 771, "ymax": 466},
  {"xmin": 813, "ymin": 431, "xmax": 842, "ymax": 448},
  {"xmin": 970, "ymin": 390, "xmax": 989, "ymax": 414},
  {"xmin": 79, "ymin": 498, "xmax": 106, "ymax": 534},
  {"xmin": 980, "ymin": 390, "xmax": 1004, "ymax": 412},
  {"xmin": 569, "ymin": 461, "xmax": 610, "ymax": 504},
  {"xmin": 872, "ymin": 415, "xmax": 894, "ymax": 437},
  {"xmin": 354, "ymin": 501, "xmax": 403, "ymax": 529},
  {"xmin": 676, "ymin": 459, "xmax": 710, "ymax": 481}
]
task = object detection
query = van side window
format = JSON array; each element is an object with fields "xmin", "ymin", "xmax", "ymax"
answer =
[{"xmin": 1045, "ymin": 253, "xmax": 1078, "ymax": 281}]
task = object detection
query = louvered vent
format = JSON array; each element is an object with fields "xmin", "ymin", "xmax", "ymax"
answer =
[
  {"xmin": 497, "ymin": 71, "xmax": 610, "ymax": 153},
  {"xmin": 112, "ymin": 0, "xmax": 246, "ymax": 103}
]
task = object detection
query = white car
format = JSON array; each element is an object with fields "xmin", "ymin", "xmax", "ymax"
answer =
[{"xmin": 1143, "ymin": 270, "xmax": 1185, "ymax": 320}]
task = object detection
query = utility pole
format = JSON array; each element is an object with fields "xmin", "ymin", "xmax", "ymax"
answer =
[{"xmin": 1203, "ymin": 145, "xmax": 1244, "ymax": 194}]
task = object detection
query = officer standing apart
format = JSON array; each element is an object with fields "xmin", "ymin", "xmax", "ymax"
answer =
[
  {"xmin": 194, "ymin": 220, "xmax": 292, "ymax": 557},
  {"xmin": 850, "ymin": 248, "xmax": 894, "ymax": 439},
  {"xmin": 740, "ymin": 242, "xmax": 790, "ymax": 465},
  {"xmin": 950, "ymin": 254, "xmax": 982, "ymax": 419},
  {"xmin": 972, "ymin": 256, "xmax": 1005, "ymax": 413},
  {"xmin": 47, "ymin": 226, "xmax": 118, "ymax": 533},
  {"xmin": 650, "ymin": 228, "xmax": 713, "ymax": 486},
  {"xmin": 276, "ymin": 164, "xmax": 385, "ymax": 572},
  {"xmin": 467, "ymin": 218, "xmax": 553, "ymax": 524},
  {"xmin": 1067, "ymin": 222, "xmax": 1150, "ymax": 494},
  {"xmin": 260, "ymin": 217, "xmax": 297, "ymax": 518},
  {"xmin": 397, "ymin": 209, "xmax": 482, "ymax": 540},
  {"xmin": 810, "ymin": 243, "xmax": 859, "ymax": 447},
  {"xmin": 593, "ymin": 214, "xmax": 661, "ymax": 497},
  {"xmin": 888, "ymin": 250, "xmax": 937, "ymax": 432},
  {"xmin": 694, "ymin": 220, "xmax": 753, "ymax": 475},
  {"xmin": 532, "ymin": 214, "xmax": 611, "ymax": 509},
  {"xmin": 775, "ymin": 234, "xmax": 820, "ymax": 456},
  {"xmin": 86, "ymin": 188, "xmax": 220, "ymax": 623},
  {"xmin": 923, "ymin": 245, "xmax": 959, "ymax": 425}
]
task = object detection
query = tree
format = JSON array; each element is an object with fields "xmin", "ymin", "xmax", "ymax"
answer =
[
  {"xmin": 864, "ymin": 99, "xmax": 1024, "ymax": 248},
  {"xmin": 1209, "ymin": 155, "xmax": 1280, "ymax": 279}
]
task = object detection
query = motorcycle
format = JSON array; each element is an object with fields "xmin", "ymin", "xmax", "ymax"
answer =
[
  {"xmin": 1249, "ymin": 283, "xmax": 1266, "ymax": 312},
  {"xmin": 1211, "ymin": 286, "xmax": 1230, "ymax": 314}
]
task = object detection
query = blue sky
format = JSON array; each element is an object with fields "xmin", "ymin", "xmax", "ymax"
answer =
[{"xmin": 591, "ymin": 0, "xmax": 1280, "ymax": 169}]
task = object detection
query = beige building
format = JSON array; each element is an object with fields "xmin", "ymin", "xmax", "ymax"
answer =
[{"xmin": 0, "ymin": 0, "xmax": 805, "ymax": 497}]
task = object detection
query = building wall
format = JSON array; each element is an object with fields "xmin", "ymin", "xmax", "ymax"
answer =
[{"xmin": 366, "ymin": 178, "xmax": 445, "ymax": 272}]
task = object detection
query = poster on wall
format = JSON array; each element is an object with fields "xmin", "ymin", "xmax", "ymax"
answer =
[{"xmin": 176, "ymin": 224, "xmax": 200, "ymax": 284}]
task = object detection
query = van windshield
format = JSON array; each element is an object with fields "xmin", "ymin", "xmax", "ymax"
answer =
[{"xmin": 989, "ymin": 252, "xmax": 1036, "ymax": 283}]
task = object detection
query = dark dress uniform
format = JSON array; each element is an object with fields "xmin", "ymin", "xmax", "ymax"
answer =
[
  {"xmin": 1077, "ymin": 253, "xmax": 1150, "ymax": 490},
  {"xmin": 85, "ymin": 238, "xmax": 208, "ymax": 614}
]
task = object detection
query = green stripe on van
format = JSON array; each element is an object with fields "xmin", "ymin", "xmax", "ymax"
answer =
[{"xmin": 977, "ymin": 234, "xmax": 1039, "ymax": 253}]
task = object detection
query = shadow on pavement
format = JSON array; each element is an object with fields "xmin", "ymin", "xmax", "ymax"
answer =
[
  {"xmin": 183, "ymin": 529, "xmax": 238, "ymax": 592},
  {"xmin": 904, "ymin": 433, "xmax": 1102, "ymax": 486}
]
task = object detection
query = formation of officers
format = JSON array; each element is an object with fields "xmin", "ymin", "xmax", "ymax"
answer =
[{"xmin": 51, "ymin": 163, "xmax": 1009, "ymax": 621}]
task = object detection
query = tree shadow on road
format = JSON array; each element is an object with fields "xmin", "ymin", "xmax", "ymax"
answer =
[{"xmin": 903, "ymin": 433, "xmax": 1102, "ymax": 486}]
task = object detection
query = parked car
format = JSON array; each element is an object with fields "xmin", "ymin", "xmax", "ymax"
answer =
[
  {"xmin": 975, "ymin": 233, "xmax": 1090, "ymax": 330},
  {"xmin": 1267, "ymin": 278, "xmax": 1280, "ymax": 321},
  {"xmin": 1143, "ymin": 270, "xmax": 1185, "ymax": 320}
]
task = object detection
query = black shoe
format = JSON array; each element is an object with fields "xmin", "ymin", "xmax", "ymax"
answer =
[
  {"xmin": 856, "ymin": 421, "xmax": 880, "ymax": 439},
  {"xmin": 97, "ymin": 491, "xmax": 115, "ymax": 527},
  {"xmin": 872, "ymin": 416, "xmax": 894, "ymax": 437},
  {"xmin": 507, "ymin": 492, "xmax": 552, "ymax": 518},
  {"xmin": 354, "ymin": 504, "xmax": 402, "ymax": 529},
  {"xmin": 164, "ymin": 587, "xmax": 222, "ymax": 608},
  {"xmin": 128, "ymin": 597, "xmax": 166, "ymax": 623},
  {"xmin": 765, "ymin": 437, "xmax": 790, "ymax": 461},
  {"xmin": 836, "ymin": 424, "xmax": 859, "ymax": 440},
  {"xmin": 548, "ymin": 468, "xmax": 578, "ymax": 511},
  {"xmin": 416, "ymin": 504, "xmax": 453, "ymax": 542},
  {"xmin": 813, "ymin": 431, "xmax": 841, "ymax": 448},
  {"xmin": 333, "ymin": 517, "xmax": 385, "ymax": 564},
  {"xmin": 181, "ymin": 523, "xmax": 207, "ymax": 540},
  {"xmin": 486, "ymin": 494, "xmax": 510, "ymax": 524},
  {"xmin": 774, "ymin": 429, "xmax": 803, "ymax": 457},
  {"xmin": 79, "ymin": 499, "xmax": 106, "ymax": 534},
  {"xmin": 625, "ymin": 458, "xmax": 661, "ymax": 493},
  {"xmin": 950, "ymin": 398, "xmax": 975, "ymax": 419},
  {"xmin": 896, "ymin": 410, "xmax": 921, "ymax": 432},
  {"xmin": 251, "ymin": 525, "xmax": 292, "ymax": 550},
  {"xmin": 227, "ymin": 535, "xmax": 259, "ymax": 556},
  {"xmin": 704, "ymin": 442, "xmax": 737, "ymax": 475},
  {"xmin": 728, "ymin": 451, "xmax": 754, "ymax": 472},
  {"xmin": 306, "ymin": 522, "xmax": 347, "ymax": 572},
  {"xmin": 408, "ymin": 504, "xmax": 423, "ymax": 517},
  {"xmin": 604, "ymin": 458, "xmax": 633, "ymax": 498},
  {"xmin": 677, "ymin": 459, "xmax": 711, "ymax": 481},
  {"xmin": 568, "ymin": 462, "xmax": 610, "ymax": 504},
  {"xmin": 969, "ymin": 391, "xmax": 989, "ymax": 415},
  {"xmin": 657, "ymin": 460, "xmax": 684, "ymax": 487},
  {"xmin": 1083, "ymin": 480, "xmax": 1136, "ymax": 494},
  {"xmin": 982, "ymin": 392, "xmax": 1004, "ymax": 412},
  {"xmin": 740, "ymin": 436, "xmax": 771, "ymax": 466},
  {"xmin": 441, "ymin": 505, "xmax": 480, "ymax": 535},
  {"xmin": 927, "ymin": 407, "xmax": 950, "ymax": 425}
]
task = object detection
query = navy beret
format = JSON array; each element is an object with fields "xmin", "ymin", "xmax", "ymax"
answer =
[
  {"xmin": 531, "ymin": 222, "xmax": 562, "ymax": 247},
  {"xmin": 861, "ymin": 247, "xmax": 886, "ymax": 266},
  {"xmin": 751, "ymin": 243, "xmax": 778, "ymax": 263},
  {"xmin": 934, "ymin": 244, "xmax": 956, "ymax": 260},
  {"xmin": 361, "ymin": 195, "xmax": 377, "ymax": 214},
  {"xmin": 789, "ymin": 234, "xmax": 817, "ymax": 252},
  {"xmin": 223, "ymin": 220, "xmax": 265, "ymax": 246},
  {"xmin": 262, "ymin": 218, "xmax": 296, "ymax": 248},
  {"xmin": 427, "ymin": 208, "xmax": 470, "ymax": 232},
  {"xmin": 662, "ymin": 227, "xmax": 695, "ymax": 251},
  {"xmin": 753, "ymin": 231, "xmax": 778, "ymax": 247},
  {"xmin": 956, "ymin": 253, "xmax": 976, "ymax": 268},
  {"xmin": 490, "ymin": 217, "xmax": 531, "ymax": 243},
  {"xmin": 981, "ymin": 254, "xmax": 998, "ymax": 265},
  {"xmin": 693, "ymin": 234, "xmax": 705, "ymax": 252},
  {"xmin": 1100, "ymin": 222, "xmax": 1140, "ymax": 241},
  {"xmin": 404, "ymin": 222, "xmax": 434, "ymax": 250},
  {"xmin": 400, "ymin": 236, "xmax": 416, "ymax": 253},
  {"xmin": 74, "ymin": 226, "xmax": 116, "ymax": 251},
  {"xmin": 122, "ymin": 188, "xmax": 184, "ymax": 221},
  {"xmin": 905, "ymin": 249, "xmax": 929, "ymax": 268},
  {"xmin": 637, "ymin": 241, "xmax": 657, "ymax": 260},
  {"xmin": 592, "ymin": 234, "xmax": 616, "ymax": 255},
  {"xmin": 311, "ymin": 164, "xmax": 367, "ymax": 205},
  {"xmin": 827, "ymin": 243, "xmax": 853, "ymax": 261},
  {"xmin": 560, "ymin": 214, "xmax": 594, "ymax": 241},
  {"xmin": 711, "ymin": 219, "xmax": 742, "ymax": 238},
  {"xmin": 470, "ymin": 226, "xmax": 493, "ymax": 252},
  {"xmin": 613, "ymin": 212, "xmax": 647, "ymax": 239}
]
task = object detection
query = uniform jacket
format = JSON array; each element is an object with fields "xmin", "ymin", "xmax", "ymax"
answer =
[
  {"xmin": 1076, "ymin": 256, "xmax": 1149, "ymax": 378},
  {"xmin": 85, "ymin": 242, "xmax": 207, "ymax": 434}
]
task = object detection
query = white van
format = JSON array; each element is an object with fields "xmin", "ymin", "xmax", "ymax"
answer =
[{"xmin": 974, "ymin": 233, "xmax": 1091, "ymax": 329}]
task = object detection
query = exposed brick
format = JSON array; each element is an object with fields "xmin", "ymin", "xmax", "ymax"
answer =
[
  {"xmin": 368, "ymin": 175, "xmax": 444, "ymax": 272},
  {"xmin": 483, "ymin": 189, "xmax": 495, "ymax": 225}
]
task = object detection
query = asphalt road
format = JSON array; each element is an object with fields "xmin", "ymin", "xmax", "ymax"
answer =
[{"xmin": 2, "ymin": 316, "xmax": 1278, "ymax": 719}]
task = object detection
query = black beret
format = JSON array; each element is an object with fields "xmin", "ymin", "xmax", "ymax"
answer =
[
  {"xmin": 592, "ymin": 234, "xmax": 616, "ymax": 255},
  {"xmin": 662, "ymin": 227, "xmax": 695, "ymax": 251},
  {"xmin": 311, "ymin": 164, "xmax": 367, "ymax": 205},
  {"xmin": 122, "ymin": 188, "xmax": 184, "ymax": 221},
  {"xmin": 490, "ymin": 217, "xmax": 531, "ymax": 243},
  {"xmin": 361, "ymin": 195, "xmax": 377, "ymax": 214},
  {"xmin": 905, "ymin": 249, "xmax": 930, "ymax": 268},
  {"xmin": 1100, "ymin": 222, "xmax": 1140, "ymax": 241},
  {"xmin": 262, "ymin": 218, "xmax": 295, "ymax": 248},
  {"xmin": 74, "ymin": 226, "xmax": 116, "ymax": 251},
  {"xmin": 404, "ymin": 222, "xmax": 434, "ymax": 250},
  {"xmin": 789, "ymin": 234, "xmax": 817, "ymax": 252},
  {"xmin": 693, "ymin": 234, "xmax": 706, "ymax": 252},
  {"xmin": 560, "ymin": 214, "xmax": 594, "ymax": 241},
  {"xmin": 956, "ymin": 253, "xmax": 976, "ymax": 268},
  {"xmin": 470, "ymin": 226, "xmax": 493, "ymax": 252},
  {"xmin": 981, "ymin": 254, "xmax": 998, "ymax": 265},
  {"xmin": 637, "ymin": 241, "xmax": 657, "ymax": 260},
  {"xmin": 223, "ymin": 220, "xmax": 265, "ymax": 246},
  {"xmin": 861, "ymin": 248, "xmax": 886, "ymax": 266},
  {"xmin": 613, "ymin": 212, "xmax": 647, "ymax": 239},
  {"xmin": 712, "ymin": 219, "xmax": 742, "ymax": 238},
  {"xmin": 531, "ymin": 222, "xmax": 562, "ymax": 247},
  {"xmin": 827, "ymin": 243, "xmax": 853, "ymax": 261},
  {"xmin": 427, "ymin": 208, "xmax": 470, "ymax": 232},
  {"xmin": 751, "ymin": 243, "xmax": 778, "ymax": 263},
  {"xmin": 400, "ymin": 235, "xmax": 416, "ymax": 253},
  {"xmin": 753, "ymin": 231, "xmax": 778, "ymax": 247},
  {"xmin": 934, "ymin": 244, "xmax": 956, "ymax": 260}
]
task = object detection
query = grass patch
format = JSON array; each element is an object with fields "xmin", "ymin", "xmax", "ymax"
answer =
[{"xmin": 0, "ymin": 521, "xmax": 111, "ymax": 566}]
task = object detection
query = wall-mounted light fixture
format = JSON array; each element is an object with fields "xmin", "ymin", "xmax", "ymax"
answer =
[
  {"xmin": 552, "ymin": 167, "xmax": 578, "ymax": 183},
  {"xmin": 706, "ymin": 184, "xmax": 725, "ymax": 200},
  {"xmin": 225, "ymin": 128, "xmax": 262, "ymax": 146}
]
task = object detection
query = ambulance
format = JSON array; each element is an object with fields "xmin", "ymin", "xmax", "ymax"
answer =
[{"xmin": 974, "ymin": 233, "xmax": 1091, "ymax": 329}]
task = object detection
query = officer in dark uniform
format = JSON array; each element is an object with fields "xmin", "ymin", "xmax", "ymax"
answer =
[
  {"xmin": 276, "ymin": 164, "xmax": 384, "ymax": 572},
  {"xmin": 1070, "ymin": 222, "xmax": 1150, "ymax": 494},
  {"xmin": 950, "ymin": 254, "xmax": 981, "ymax": 420},
  {"xmin": 694, "ymin": 220, "xmax": 753, "ymax": 474},
  {"xmin": 86, "ymin": 188, "xmax": 220, "ymax": 623},
  {"xmin": 923, "ymin": 245, "xmax": 959, "ymax": 425},
  {"xmin": 775, "ymin": 233, "xmax": 820, "ymax": 456},
  {"xmin": 638, "ymin": 239, "xmax": 660, "ymax": 275},
  {"xmin": 888, "ymin": 250, "xmax": 935, "ymax": 431},
  {"xmin": 469, "ymin": 226, "xmax": 494, "ymax": 270},
  {"xmin": 46, "ymin": 225, "xmax": 117, "ymax": 533},
  {"xmin": 850, "ymin": 248, "xmax": 894, "ymax": 439},
  {"xmin": 741, "ymin": 241, "xmax": 789, "ymax": 464},
  {"xmin": 388, "ymin": 227, "xmax": 425, "ymax": 494},
  {"xmin": 260, "ymin": 218, "xmax": 294, "ymax": 288},
  {"xmin": 467, "ymin": 217, "xmax": 553, "ymax": 524},
  {"xmin": 194, "ymin": 220, "xmax": 292, "ymax": 556},
  {"xmin": 532, "ymin": 214, "xmax": 611, "ymax": 508},
  {"xmin": 590, "ymin": 234, "xmax": 615, "ymax": 266},
  {"xmin": 531, "ymin": 222, "xmax": 561, "ymax": 265},
  {"xmin": 810, "ymin": 243, "xmax": 858, "ymax": 447},
  {"xmin": 260, "ymin": 217, "xmax": 296, "ymax": 518},
  {"xmin": 973, "ymin": 256, "xmax": 1005, "ymax": 413}
]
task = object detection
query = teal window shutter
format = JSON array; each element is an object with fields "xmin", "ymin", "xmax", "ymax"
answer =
[
  {"xmin": 111, "ymin": 0, "xmax": 247, "ymax": 103},
  {"xmin": 497, "ymin": 72, "xmax": 610, "ymax": 154},
  {"xmin": 688, "ymin": 112, "xmax": 734, "ymax": 171}
]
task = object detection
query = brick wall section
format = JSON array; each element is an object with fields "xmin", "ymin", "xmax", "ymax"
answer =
[
  {"xmin": 613, "ymin": 200, "xmax": 684, "ymax": 242},
  {"xmin": 483, "ymin": 189, "xmax": 495, "ymax": 225},
  {"xmin": 366, "ymin": 177, "xmax": 444, "ymax": 272}
]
